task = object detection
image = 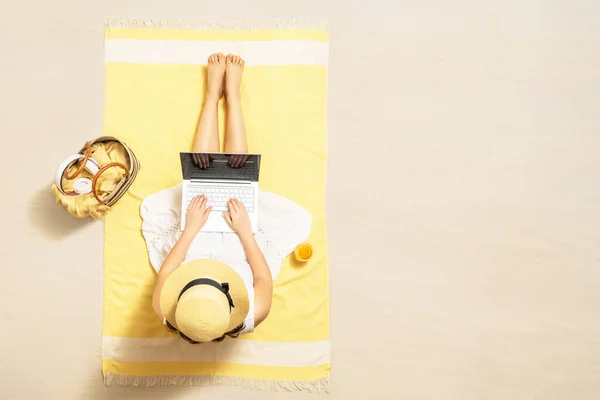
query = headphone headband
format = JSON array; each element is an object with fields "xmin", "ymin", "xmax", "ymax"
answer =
[{"xmin": 55, "ymin": 154, "xmax": 101, "ymax": 196}]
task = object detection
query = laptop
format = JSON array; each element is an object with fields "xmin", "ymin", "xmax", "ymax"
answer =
[{"xmin": 180, "ymin": 152, "xmax": 261, "ymax": 233}]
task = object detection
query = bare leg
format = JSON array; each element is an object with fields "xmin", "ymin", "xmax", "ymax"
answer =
[
  {"xmin": 192, "ymin": 53, "xmax": 225, "ymax": 152},
  {"xmin": 224, "ymin": 54, "xmax": 248, "ymax": 154}
]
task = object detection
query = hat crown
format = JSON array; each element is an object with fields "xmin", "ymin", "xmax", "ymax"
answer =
[
  {"xmin": 160, "ymin": 259, "xmax": 250, "ymax": 342},
  {"xmin": 175, "ymin": 285, "xmax": 231, "ymax": 342}
]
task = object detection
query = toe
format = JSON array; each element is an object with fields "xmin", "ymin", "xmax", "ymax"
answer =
[
  {"xmin": 240, "ymin": 58, "xmax": 245, "ymax": 66},
  {"xmin": 226, "ymin": 54, "xmax": 233, "ymax": 63}
]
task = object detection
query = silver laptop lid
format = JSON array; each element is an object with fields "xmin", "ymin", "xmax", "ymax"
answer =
[{"xmin": 180, "ymin": 152, "xmax": 261, "ymax": 182}]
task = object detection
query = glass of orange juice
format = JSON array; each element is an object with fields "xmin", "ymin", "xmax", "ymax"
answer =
[{"xmin": 294, "ymin": 243, "xmax": 313, "ymax": 262}]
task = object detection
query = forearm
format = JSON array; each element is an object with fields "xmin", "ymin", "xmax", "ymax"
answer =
[
  {"xmin": 240, "ymin": 233, "xmax": 272, "ymax": 283},
  {"xmin": 159, "ymin": 229, "xmax": 196, "ymax": 275},
  {"xmin": 240, "ymin": 233, "xmax": 273, "ymax": 326},
  {"xmin": 152, "ymin": 229, "xmax": 196, "ymax": 318}
]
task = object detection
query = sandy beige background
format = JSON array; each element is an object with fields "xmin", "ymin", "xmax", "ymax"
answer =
[{"xmin": 1, "ymin": 0, "xmax": 600, "ymax": 399}]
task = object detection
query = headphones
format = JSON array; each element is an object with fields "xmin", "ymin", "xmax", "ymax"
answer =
[
  {"xmin": 55, "ymin": 143, "xmax": 100, "ymax": 196},
  {"xmin": 55, "ymin": 142, "xmax": 131, "ymax": 204}
]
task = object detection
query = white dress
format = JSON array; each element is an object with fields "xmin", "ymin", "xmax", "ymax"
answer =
[{"xmin": 140, "ymin": 184, "xmax": 312, "ymax": 334}]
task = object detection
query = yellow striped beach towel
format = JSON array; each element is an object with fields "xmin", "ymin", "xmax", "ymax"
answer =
[{"xmin": 101, "ymin": 19, "xmax": 330, "ymax": 392}]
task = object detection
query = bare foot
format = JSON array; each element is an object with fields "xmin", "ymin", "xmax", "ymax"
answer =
[
  {"xmin": 225, "ymin": 54, "xmax": 245, "ymax": 101},
  {"xmin": 206, "ymin": 53, "xmax": 225, "ymax": 101}
]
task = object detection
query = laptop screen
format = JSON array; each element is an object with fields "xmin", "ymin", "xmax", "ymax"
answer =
[{"xmin": 180, "ymin": 153, "xmax": 261, "ymax": 182}]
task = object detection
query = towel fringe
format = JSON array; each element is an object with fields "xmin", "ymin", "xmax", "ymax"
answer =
[
  {"xmin": 105, "ymin": 18, "xmax": 328, "ymax": 31},
  {"xmin": 103, "ymin": 373, "xmax": 330, "ymax": 393}
]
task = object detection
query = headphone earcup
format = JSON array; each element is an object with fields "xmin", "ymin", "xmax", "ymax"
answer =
[
  {"xmin": 84, "ymin": 158, "xmax": 101, "ymax": 175},
  {"xmin": 73, "ymin": 178, "xmax": 93, "ymax": 195},
  {"xmin": 55, "ymin": 154, "xmax": 101, "ymax": 195}
]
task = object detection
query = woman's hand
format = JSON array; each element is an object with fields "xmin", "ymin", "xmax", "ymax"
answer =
[
  {"xmin": 223, "ymin": 198, "xmax": 252, "ymax": 238},
  {"xmin": 185, "ymin": 195, "xmax": 212, "ymax": 233}
]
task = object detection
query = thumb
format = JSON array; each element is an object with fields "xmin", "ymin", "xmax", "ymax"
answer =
[{"xmin": 223, "ymin": 212, "xmax": 233, "ymax": 228}]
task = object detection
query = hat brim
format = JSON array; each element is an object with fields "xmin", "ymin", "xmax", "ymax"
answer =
[{"xmin": 160, "ymin": 259, "xmax": 250, "ymax": 334}]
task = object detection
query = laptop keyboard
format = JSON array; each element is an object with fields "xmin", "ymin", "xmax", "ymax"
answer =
[{"xmin": 185, "ymin": 184, "xmax": 255, "ymax": 212}]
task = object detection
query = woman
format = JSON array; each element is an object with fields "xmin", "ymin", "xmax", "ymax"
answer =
[{"xmin": 151, "ymin": 53, "xmax": 273, "ymax": 343}]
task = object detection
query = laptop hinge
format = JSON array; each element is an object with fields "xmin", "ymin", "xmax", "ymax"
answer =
[{"xmin": 190, "ymin": 179, "xmax": 251, "ymax": 185}]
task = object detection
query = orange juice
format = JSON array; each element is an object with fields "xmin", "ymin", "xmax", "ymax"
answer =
[{"xmin": 294, "ymin": 243, "xmax": 313, "ymax": 262}]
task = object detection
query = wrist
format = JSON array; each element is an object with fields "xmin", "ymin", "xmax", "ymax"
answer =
[
  {"xmin": 238, "ymin": 231, "xmax": 255, "ymax": 244},
  {"xmin": 181, "ymin": 228, "xmax": 198, "ymax": 241}
]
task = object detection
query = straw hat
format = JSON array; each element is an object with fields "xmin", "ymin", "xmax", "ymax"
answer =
[{"xmin": 160, "ymin": 259, "xmax": 249, "ymax": 343}]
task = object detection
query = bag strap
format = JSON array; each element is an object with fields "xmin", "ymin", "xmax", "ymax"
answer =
[
  {"xmin": 104, "ymin": 148, "xmax": 140, "ymax": 206},
  {"xmin": 64, "ymin": 142, "xmax": 91, "ymax": 180},
  {"xmin": 77, "ymin": 136, "xmax": 140, "ymax": 207},
  {"xmin": 91, "ymin": 162, "xmax": 131, "ymax": 205}
]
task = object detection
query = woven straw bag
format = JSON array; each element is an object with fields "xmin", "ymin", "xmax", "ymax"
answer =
[{"xmin": 53, "ymin": 136, "xmax": 140, "ymax": 217}]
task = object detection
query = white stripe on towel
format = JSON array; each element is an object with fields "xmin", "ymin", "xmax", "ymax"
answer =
[
  {"xmin": 104, "ymin": 39, "xmax": 329, "ymax": 66},
  {"xmin": 102, "ymin": 336, "xmax": 330, "ymax": 367}
]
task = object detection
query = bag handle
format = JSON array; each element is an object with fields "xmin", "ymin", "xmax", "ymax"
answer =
[
  {"xmin": 91, "ymin": 162, "xmax": 131, "ymax": 205},
  {"xmin": 64, "ymin": 142, "xmax": 91, "ymax": 180}
]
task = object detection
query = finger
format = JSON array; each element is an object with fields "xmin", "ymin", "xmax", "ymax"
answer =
[
  {"xmin": 204, "ymin": 206, "xmax": 213, "ymax": 216},
  {"xmin": 201, "ymin": 154, "xmax": 209, "ymax": 168},
  {"xmin": 236, "ymin": 155, "xmax": 243, "ymax": 168},
  {"xmin": 192, "ymin": 154, "xmax": 199, "ymax": 167},
  {"xmin": 236, "ymin": 198, "xmax": 246, "ymax": 211},
  {"xmin": 190, "ymin": 196, "xmax": 199, "ymax": 209},
  {"xmin": 239, "ymin": 154, "xmax": 249, "ymax": 167},
  {"xmin": 223, "ymin": 212, "xmax": 233, "ymax": 228},
  {"xmin": 228, "ymin": 155, "xmax": 236, "ymax": 167},
  {"xmin": 228, "ymin": 198, "xmax": 238, "ymax": 213},
  {"xmin": 196, "ymin": 195, "xmax": 206, "ymax": 209},
  {"xmin": 234, "ymin": 198, "xmax": 243, "ymax": 212},
  {"xmin": 200, "ymin": 195, "xmax": 208, "ymax": 209}
]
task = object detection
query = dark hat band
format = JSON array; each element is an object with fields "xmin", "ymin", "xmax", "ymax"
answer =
[{"xmin": 177, "ymin": 278, "xmax": 235, "ymax": 310}]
